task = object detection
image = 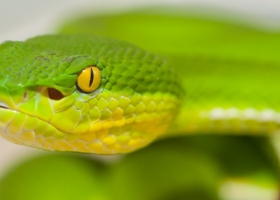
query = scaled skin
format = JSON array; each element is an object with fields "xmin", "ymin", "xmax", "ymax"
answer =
[
  {"xmin": 1, "ymin": 11, "xmax": 280, "ymax": 154},
  {"xmin": 60, "ymin": 11, "xmax": 280, "ymax": 136},
  {"xmin": 0, "ymin": 35, "xmax": 181, "ymax": 154}
]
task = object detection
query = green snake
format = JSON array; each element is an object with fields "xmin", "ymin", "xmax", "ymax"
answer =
[{"xmin": 0, "ymin": 9, "xmax": 279, "ymax": 154}]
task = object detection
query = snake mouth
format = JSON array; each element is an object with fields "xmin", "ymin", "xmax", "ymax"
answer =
[
  {"xmin": 0, "ymin": 105, "xmax": 8, "ymax": 109},
  {"xmin": 0, "ymin": 87, "xmax": 70, "ymax": 136},
  {"xmin": 0, "ymin": 87, "xmax": 65, "ymax": 112}
]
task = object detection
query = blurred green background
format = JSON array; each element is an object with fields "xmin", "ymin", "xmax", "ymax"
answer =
[
  {"xmin": 0, "ymin": 135, "xmax": 279, "ymax": 200},
  {"xmin": 1, "ymin": 1, "xmax": 280, "ymax": 200}
]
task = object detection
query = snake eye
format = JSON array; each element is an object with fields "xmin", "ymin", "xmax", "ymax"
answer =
[{"xmin": 76, "ymin": 66, "xmax": 101, "ymax": 93}]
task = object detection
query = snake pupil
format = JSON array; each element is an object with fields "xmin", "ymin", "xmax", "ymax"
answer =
[{"xmin": 89, "ymin": 68, "xmax": 94, "ymax": 87}]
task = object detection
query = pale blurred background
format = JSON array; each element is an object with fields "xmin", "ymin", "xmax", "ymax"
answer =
[{"xmin": 1, "ymin": 0, "xmax": 280, "ymax": 180}]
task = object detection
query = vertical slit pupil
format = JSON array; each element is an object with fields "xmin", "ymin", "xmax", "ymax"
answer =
[{"xmin": 89, "ymin": 68, "xmax": 94, "ymax": 87}]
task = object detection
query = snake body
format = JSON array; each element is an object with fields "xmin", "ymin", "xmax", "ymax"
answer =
[{"xmin": 0, "ymin": 9, "xmax": 279, "ymax": 154}]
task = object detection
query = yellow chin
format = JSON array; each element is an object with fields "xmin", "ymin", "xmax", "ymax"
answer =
[{"xmin": 0, "ymin": 108, "xmax": 170, "ymax": 154}]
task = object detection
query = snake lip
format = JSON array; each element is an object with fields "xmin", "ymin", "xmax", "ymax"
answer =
[{"xmin": 0, "ymin": 105, "xmax": 8, "ymax": 109}]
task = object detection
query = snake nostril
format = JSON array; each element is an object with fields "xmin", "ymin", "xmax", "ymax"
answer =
[{"xmin": 47, "ymin": 88, "xmax": 65, "ymax": 100}]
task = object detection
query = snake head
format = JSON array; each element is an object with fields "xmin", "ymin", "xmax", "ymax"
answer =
[{"xmin": 0, "ymin": 35, "xmax": 181, "ymax": 154}]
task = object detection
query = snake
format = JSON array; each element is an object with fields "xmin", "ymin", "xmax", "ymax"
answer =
[{"xmin": 0, "ymin": 8, "xmax": 279, "ymax": 155}]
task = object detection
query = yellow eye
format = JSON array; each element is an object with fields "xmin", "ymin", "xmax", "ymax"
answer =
[{"xmin": 77, "ymin": 66, "xmax": 101, "ymax": 93}]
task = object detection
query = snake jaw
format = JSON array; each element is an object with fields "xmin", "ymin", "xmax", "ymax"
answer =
[
  {"xmin": 0, "ymin": 86, "xmax": 179, "ymax": 154},
  {"xmin": 0, "ymin": 78, "xmax": 180, "ymax": 155}
]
